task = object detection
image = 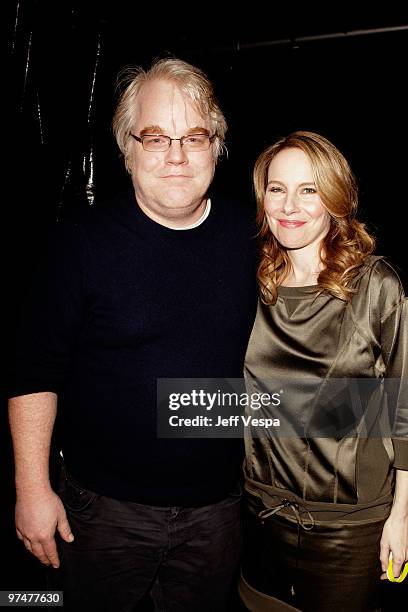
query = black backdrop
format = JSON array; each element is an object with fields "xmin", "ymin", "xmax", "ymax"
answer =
[{"xmin": 3, "ymin": 2, "xmax": 408, "ymax": 606}]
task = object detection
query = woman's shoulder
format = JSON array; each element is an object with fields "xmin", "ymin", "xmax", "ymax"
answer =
[
  {"xmin": 360, "ymin": 255, "xmax": 403, "ymax": 287},
  {"xmin": 354, "ymin": 255, "xmax": 405, "ymax": 318}
]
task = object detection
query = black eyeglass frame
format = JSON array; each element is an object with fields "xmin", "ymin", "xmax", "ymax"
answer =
[{"xmin": 130, "ymin": 133, "xmax": 217, "ymax": 151}]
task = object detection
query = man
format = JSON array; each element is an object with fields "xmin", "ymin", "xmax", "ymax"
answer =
[{"xmin": 8, "ymin": 58, "xmax": 257, "ymax": 611}]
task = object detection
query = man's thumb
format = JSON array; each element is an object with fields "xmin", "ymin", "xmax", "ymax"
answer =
[{"xmin": 57, "ymin": 516, "xmax": 74, "ymax": 542}]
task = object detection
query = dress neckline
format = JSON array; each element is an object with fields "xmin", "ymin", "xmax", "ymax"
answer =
[{"xmin": 277, "ymin": 284, "xmax": 320, "ymax": 298}]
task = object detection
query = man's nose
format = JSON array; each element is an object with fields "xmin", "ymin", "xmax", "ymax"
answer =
[{"xmin": 165, "ymin": 140, "xmax": 188, "ymax": 164}]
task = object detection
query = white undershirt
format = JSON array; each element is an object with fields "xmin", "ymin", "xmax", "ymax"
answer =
[{"xmin": 172, "ymin": 199, "xmax": 211, "ymax": 230}]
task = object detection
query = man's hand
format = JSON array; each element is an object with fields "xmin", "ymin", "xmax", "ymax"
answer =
[{"xmin": 15, "ymin": 489, "xmax": 74, "ymax": 568}]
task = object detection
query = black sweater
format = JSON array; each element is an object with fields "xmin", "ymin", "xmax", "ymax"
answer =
[{"xmin": 10, "ymin": 190, "xmax": 257, "ymax": 505}]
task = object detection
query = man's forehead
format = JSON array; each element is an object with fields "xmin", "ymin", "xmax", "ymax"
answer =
[{"xmin": 134, "ymin": 79, "xmax": 208, "ymax": 128}]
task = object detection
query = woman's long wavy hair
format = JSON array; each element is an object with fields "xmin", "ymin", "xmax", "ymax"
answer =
[{"xmin": 254, "ymin": 131, "xmax": 375, "ymax": 304}]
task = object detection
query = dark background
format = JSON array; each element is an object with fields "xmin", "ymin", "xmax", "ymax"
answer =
[{"xmin": 3, "ymin": 1, "xmax": 408, "ymax": 607}]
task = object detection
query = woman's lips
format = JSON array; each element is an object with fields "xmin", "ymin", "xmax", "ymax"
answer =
[{"xmin": 278, "ymin": 220, "xmax": 307, "ymax": 228}]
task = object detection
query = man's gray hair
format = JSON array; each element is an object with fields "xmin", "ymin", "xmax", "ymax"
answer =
[{"xmin": 112, "ymin": 58, "xmax": 228, "ymax": 172}]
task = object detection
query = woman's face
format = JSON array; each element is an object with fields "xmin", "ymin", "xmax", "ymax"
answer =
[{"xmin": 264, "ymin": 147, "xmax": 331, "ymax": 252}]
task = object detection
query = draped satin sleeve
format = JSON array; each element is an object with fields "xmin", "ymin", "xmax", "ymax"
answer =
[{"xmin": 382, "ymin": 297, "xmax": 408, "ymax": 468}]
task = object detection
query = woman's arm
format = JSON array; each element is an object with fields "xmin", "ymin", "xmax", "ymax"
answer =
[
  {"xmin": 380, "ymin": 468, "xmax": 408, "ymax": 579},
  {"xmin": 376, "ymin": 272, "xmax": 408, "ymax": 579}
]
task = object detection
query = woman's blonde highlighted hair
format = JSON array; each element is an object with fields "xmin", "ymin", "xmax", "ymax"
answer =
[
  {"xmin": 254, "ymin": 131, "xmax": 375, "ymax": 303},
  {"xmin": 112, "ymin": 57, "xmax": 227, "ymax": 172}
]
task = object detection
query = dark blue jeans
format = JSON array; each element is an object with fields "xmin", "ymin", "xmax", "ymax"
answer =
[{"xmin": 48, "ymin": 469, "xmax": 242, "ymax": 612}]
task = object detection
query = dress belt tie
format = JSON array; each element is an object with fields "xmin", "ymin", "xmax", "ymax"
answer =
[{"xmin": 258, "ymin": 498, "xmax": 315, "ymax": 531}]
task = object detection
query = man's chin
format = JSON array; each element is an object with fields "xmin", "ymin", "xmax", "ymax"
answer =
[{"xmin": 161, "ymin": 190, "xmax": 205, "ymax": 212}]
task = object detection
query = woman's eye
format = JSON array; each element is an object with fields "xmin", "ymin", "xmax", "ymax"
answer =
[
  {"xmin": 302, "ymin": 187, "xmax": 317, "ymax": 194},
  {"xmin": 268, "ymin": 186, "xmax": 283, "ymax": 193}
]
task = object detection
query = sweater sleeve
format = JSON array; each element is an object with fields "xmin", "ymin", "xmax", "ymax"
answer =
[{"xmin": 8, "ymin": 220, "xmax": 89, "ymax": 398}]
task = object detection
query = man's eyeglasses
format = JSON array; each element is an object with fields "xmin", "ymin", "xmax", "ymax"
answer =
[{"xmin": 131, "ymin": 133, "xmax": 216, "ymax": 152}]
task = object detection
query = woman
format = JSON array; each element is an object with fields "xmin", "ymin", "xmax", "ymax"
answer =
[{"xmin": 240, "ymin": 131, "xmax": 408, "ymax": 611}]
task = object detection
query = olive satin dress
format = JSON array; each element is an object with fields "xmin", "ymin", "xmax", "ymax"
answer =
[{"xmin": 241, "ymin": 257, "xmax": 408, "ymax": 612}]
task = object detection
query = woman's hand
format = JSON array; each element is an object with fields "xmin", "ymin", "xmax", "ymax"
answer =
[
  {"xmin": 380, "ymin": 469, "xmax": 408, "ymax": 581},
  {"xmin": 380, "ymin": 510, "xmax": 408, "ymax": 580}
]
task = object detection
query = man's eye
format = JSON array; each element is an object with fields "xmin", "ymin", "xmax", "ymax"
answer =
[
  {"xmin": 184, "ymin": 135, "xmax": 206, "ymax": 144},
  {"xmin": 145, "ymin": 136, "xmax": 166, "ymax": 144}
]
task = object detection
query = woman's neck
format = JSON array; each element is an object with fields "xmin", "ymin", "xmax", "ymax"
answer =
[{"xmin": 282, "ymin": 246, "xmax": 324, "ymax": 287}]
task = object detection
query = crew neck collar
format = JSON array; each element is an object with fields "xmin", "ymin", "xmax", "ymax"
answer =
[
  {"xmin": 170, "ymin": 199, "xmax": 211, "ymax": 230},
  {"xmin": 112, "ymin": 189, "xmax": 215, "ymax": 239}
]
